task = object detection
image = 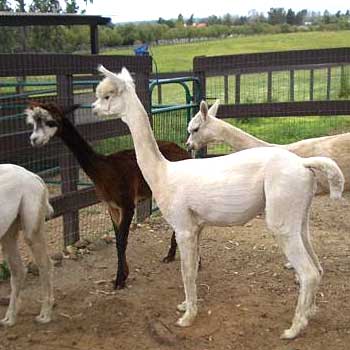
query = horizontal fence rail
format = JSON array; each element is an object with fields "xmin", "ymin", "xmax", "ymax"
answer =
[{"xmin": 194, "ymin": 47, "xmax": 350, "ymax": 119}]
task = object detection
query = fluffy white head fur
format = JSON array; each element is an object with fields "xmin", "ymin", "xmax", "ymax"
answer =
[
  {"xmin": 25, "ymin": 106, "xmax": 58, "ymax": 146},
  {"xmin": 186, "ymin": 99, "xmax": 220, "ymax": 150},
  {"xmin": 92, "ymin": 65, "xmax": 135, "ymax": 119}
]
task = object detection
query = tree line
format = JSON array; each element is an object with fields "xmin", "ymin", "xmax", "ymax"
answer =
[{"xmin": 0, "ymin": 3, "xmax": 350, "ymax": 53}]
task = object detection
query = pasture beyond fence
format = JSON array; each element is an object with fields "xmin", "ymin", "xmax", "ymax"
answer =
[
  {"xmin": 193, "ymin": 47, "xmax": 350, "ymax": 155},
  {"xmin": 1, "ymin": 47, "xmax": 350, "ymax": 250}
]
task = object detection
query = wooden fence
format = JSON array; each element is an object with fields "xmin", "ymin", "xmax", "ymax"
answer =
[
  {"xmin": 1, "ymin": 47, "xmax": 350, "ymax": 247},
  {"xmin": 0, "ymin": 53, "xmax": 152, "ymax": 246},
  {"xmin": 193, "ymin": 47, "xmax": 350, "ymax": 119}
]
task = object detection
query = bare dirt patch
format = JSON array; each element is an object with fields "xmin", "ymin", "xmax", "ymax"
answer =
[{"xmin": 1, "ymin": 193, "xmax": 350, "ymax": 350}]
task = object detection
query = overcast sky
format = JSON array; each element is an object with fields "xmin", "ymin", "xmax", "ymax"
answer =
[{"xmin": 78, "ymin": 0, "xmax": 349, "ymax": 23}]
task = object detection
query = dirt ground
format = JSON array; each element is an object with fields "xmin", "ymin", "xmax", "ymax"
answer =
[{"xmin": 2, "ymin": 193, "xmax": 350, "ymax": 350}]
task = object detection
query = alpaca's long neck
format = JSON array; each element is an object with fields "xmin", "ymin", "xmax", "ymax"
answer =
[
  {"xmin": 122, "ymin": 89, "xmax": 166, "ymax": 188},
  {"xmin": 59, "ymin": 118, "xmax": 100, "ymax": 180},
  {"xmin": 213, "ymin": 118, "xmax": 271, "ymax": 150}
]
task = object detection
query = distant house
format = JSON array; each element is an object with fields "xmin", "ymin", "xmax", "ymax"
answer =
[{"xmin": 193, "ymin": 22, "xmax": 207, "ymax": 28}]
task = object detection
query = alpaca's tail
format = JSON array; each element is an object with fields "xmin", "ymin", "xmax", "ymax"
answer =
[
  {"xmin": 35, "ymin": 173, "xmax": 54, "ymax": 219},
  {"xmin": 45, "ymin": 195, "xmax": 54, "ymax": 219},
  {"xmin": 303, "ymin": 157, "xmax": 344, "ymax": 199}
]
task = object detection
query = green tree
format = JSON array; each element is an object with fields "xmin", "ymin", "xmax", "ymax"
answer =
[
  {"xmin": 268, "ymin": 8, "xmax": 286, "ymax": 25},
  {"xmin": 295, "ymin": 9, "xmax": 307, "ymax": 25},
  {"xmin": 0, "ymin": 0, "xmax": 12, "ymax": 10},
  {"xmin": 29, "ymin": 0, "xmax": 61, "ymax": 12},
  {"xmin": 176, "ymin": 13, "xmax": 184, "ymax": 27},
  {"xmin": 286, "ymin": 9, "xmax": 296, "ymax": 25},
  {"xmin": 65, "ymin": 0, "xmax": 79, "ymax": 13},
  {"xmin": 28, "ymin": 0, "xmax": 64, "ymax": 52},
  {"xmin": 222, "ymin": 13, "xmax": 233, "ymax": 26},
  {"xmin": 207, "ymin": 15, "xmax": 221, "ymax": 25},
  {"xmin": 186, "ymin": 14, "xmax": 194, "ymax": 26},
  {"xmin": 323, "ymin": 10, "xmax": 331, "ymax": 24},
  {"xmin": 0, "ymin": 2, "xmax": 17, "ymax": 53}
]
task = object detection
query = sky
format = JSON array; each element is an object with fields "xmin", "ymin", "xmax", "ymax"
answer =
[{"xmin": 77, "ymin": 0, "xmax": 350, "ymax": 23}]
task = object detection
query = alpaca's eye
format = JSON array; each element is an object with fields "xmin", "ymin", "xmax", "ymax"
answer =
[
  {"xmin": 192, "ymin": 127, "xmax": 199, "ymax": 133},
  {"xmin": 104, "ymin": 95, "xmax": 110, "ymax": 100},
  {"xmin": 46, "ymin": 121, "xmax": 57, "ymax": 128}
]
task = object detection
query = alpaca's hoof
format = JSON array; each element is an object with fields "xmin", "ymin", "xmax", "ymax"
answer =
[
  {"xmin": 280, "ymin": 328, "xmax": 299, "ymax": 340},
  {"xmin": 35, "ymin": 314, "xmax": 51, "ymax": 324},
  {"xmin": 113, "ymin": 279, "xmax": 126, "ymax": 290},
  {"xmin": 0, "ymin": 316, "xmax": 15, "ymax": 327},
  {"xmin": 176, "ymin": 316, "xmax": 193, "ymax": 327},
  {"xmin": 162, "ymin": 255, "xmax": 175, "ymax": 264},
  {"xmin": 177, "ymin": 301, "xmax": 186, "ymax": 312},
  {"xmin": 175, "ymin": 310, "xmax": 196, "ymax": 327},
  {"xmin": 280, "ymin": 319, "xmax": 307, "ymax": 340}
]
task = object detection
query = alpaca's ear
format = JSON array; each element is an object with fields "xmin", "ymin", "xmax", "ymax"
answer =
[
  {"xmin": 97, "ymin": 64, "xmax": 117, "ymax": 79},
  {"xmin": 200, "ymin": 100, "xmax": 209, "ymax": 121},
  {"xmin": 62, "ymin": 104, "xmax": 80, "ymax": 115},
  {"xmin": 98, "ymin": 65, "xmax": 126, "ymax": 91},
  {"xmin": 208, "ymin": 99, "xmax": 220, "ymax": 118},
  {"xmin": 27, "ymin": 100, "xmax": 41, "ymax": 109},
  {"xmin": 24, "ymin": 107, "xmax": 35, "ymax": 124},
  {"xmin": 120, "ymin": 67, "xmax": 133, "ymax": 82}
]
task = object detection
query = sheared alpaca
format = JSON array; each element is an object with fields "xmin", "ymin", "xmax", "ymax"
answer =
[
  {"xmin": 25, "ymin": 102, "xmax": 190, "ymax": 289},
  {"xmin": 186, "ymin": 99, "xmax": 350, "ymax": 193},
  {"xmin": 92, "ymin": 66, "xmax": 344, "ymax": 339},
  {"xmin": 0, "ymin": 164, "xmax": 54, "ymax": 326}
]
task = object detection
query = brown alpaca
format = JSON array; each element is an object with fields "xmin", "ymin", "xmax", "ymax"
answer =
[{"xmin": 26, "ymin": 102, "xmax": 189, "ymax": 289}]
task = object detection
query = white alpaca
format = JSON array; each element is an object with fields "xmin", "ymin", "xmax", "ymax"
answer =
[
  {"xmin": 0, "ymin": 164, "xmax": 54, "ymax": 326},
  {"xmin": 186, "ymin": 99, "xmax": 350, "ymax": 193},
  {"xmin": 92, "ymin": 66, "xmax": 344, "ymax": 339}
]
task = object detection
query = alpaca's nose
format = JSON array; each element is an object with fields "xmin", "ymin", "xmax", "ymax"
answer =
[
  {"xmin": 30, "ymin": 135, "xmax": 38, "ymax": 145},
  {"xmin": 186, "ymin": 140, "xmax": 193, "ymax": 151}
]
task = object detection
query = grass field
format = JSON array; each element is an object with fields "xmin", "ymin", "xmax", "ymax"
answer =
[{"xmin": 106, "ymin": 30, "xmax": 350, "ymax": 72}]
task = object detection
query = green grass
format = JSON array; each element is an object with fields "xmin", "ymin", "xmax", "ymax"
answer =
[
  {"xmin": 207, "ymin": 115, "xmax": 350, "ymax": 155},
  {"xmin": 105, "ymin": 31, "xmax": 350, "ymax": 72}
]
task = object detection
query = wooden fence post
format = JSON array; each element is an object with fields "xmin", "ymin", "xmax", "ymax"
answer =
[
  {"xmin": 57, "ymin": 74, "xmax": 80, "ymax": 246},
  {"xmin": 224, "ymin": 75, "xmax": 229, "ymax": 104},
  {"xmin": 135, "ymin": 70, "xmax": 153, "ymax": 222},
  {"xmin": 327, "ymin": 66, "xmax": 332, "ymax": 100},
  {"xmin": 310, "ymin": 69, "xmax": 314, "ymax": 101},
  {"xmin": 267, "ymin": 71, "xmax": 272, "ymax": 103},
  {"xmin": 289, "ymin": 70, "xmax": 295, "ymax": 102},
  {"xmin": 235, "ymin": 74, "xmax": 241, "ymax": 104},
  {"xmin": 193, "ymin": 67, "xmax": 207, "ymax": 158}
]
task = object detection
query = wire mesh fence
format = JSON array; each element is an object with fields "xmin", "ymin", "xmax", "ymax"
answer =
[
  {"xmin": 0, "ymin": 54, "xmax": 153, "ymax": 259},
  {"xmin": 1, "ymin": 48, "xmax": 349, "ymax": 259}
]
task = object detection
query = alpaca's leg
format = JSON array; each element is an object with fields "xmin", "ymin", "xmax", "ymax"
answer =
[
  {"xmin": 177, "ymin": 227, "xmax": 203, "ymax": 313},
  {"xmin": 300, "ymin": 211, "xmax": 322, "ymax": 319},
  {"xmin": 277, "ymin": 234, "xmax": 320, "ymax": 339},
  {"xmin": 110, "ymin": 207, "xmax": 134, "ymax": 289},
  {"xmin": 266, "ymin": 207, "xmax": 320, "ymax": 339},
  {"xmin": 162, "ymin": 231, "xmax": 177, "ymax": 263},
  {"xmin": 175, "ymin": 228, "xmax": 200, "ymax": 327},
  {"xmin": 163, "ymin": 231, "xmax": 203, "ymax": 270},
  {"xmin": 284, "ymin": 201, "xmax": 322, "ymax": 284},
  {"xmin": 25, "ymin": 223, "xmax": 54, "ymax": 324},
  {"xmin": 264, "ymin": 169, "xmax": 321, "ymax": 339},
  {"xmin": 0, "ymin": 221, "xmax": 25, "ymax": 326}
]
